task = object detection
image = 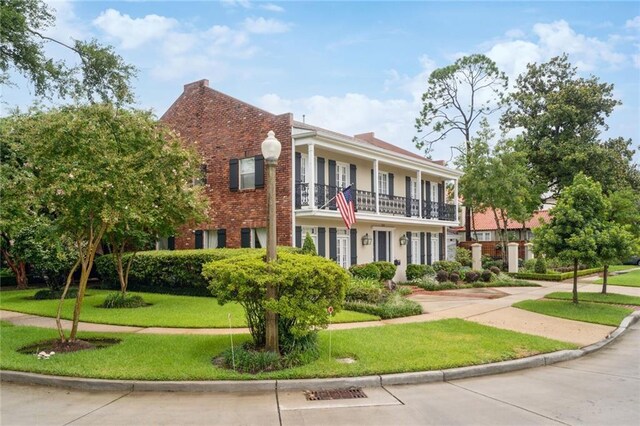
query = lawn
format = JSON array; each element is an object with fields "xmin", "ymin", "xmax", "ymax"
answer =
[
  {"xmin": 594, "ymin": 268, "xmax": 640, "ymax": 288},
  {"xmin": 544, "ymin": 292, "xmax": 640, "ymax": 306},
  {"xmin": 607, "ymin": 265, "xmax": 640, "ymax": 272},
  {"xmin": 513, "ymin": 299, "xmax": 633, "ymax": 326},
  {"xmin": 0, "ymin": 319, "xmax": 575, "ymax": 380},
  {"xmin": 0, "ymin": 289, "xmax": 378, "ymax": 328}
]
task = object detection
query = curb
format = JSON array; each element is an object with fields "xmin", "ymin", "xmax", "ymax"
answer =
[{"xmin": 2, "ymin": 311, "xmax": 639, "ymax": 393}]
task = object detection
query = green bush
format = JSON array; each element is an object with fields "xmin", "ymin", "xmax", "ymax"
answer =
[
  {"xmin": 416, "ymin": 278, "xmax": 458, "ymax": 291},
  {"xmin": 101, "ymin": 292, "xmax": 146, "ymax": 308},
  {"xmin": 203, "ymin": 250, "xmax": 348, "ymax": 353},
  {"xmin": 432, "ymin": 260, "xmax": 462, "ymax": 273},
  {"xmin": 33, "ymin": 288, "xmax": 78, "ymax": 300},
  {"xmin": 406, "ymin": 264, "xmax": 434, "ymax": 280},
  {"xmin": 465, "ymin": 271, "xmax": 480, "ymax": 283},
  {"xmin": 512, "ymin": 267, "xmax": 603, "ymax": 281},
  {"xmin": 534, "ymin": 257, "xmax": 547, "ymax": 274},
  {"xmin": 449, "ymin": 272, "xmax": 460, "ymax": 283},
  {"xmin": 371, "ymin": 261, "xmax": 397, "ymax": 280},
  {"xmin": 481, "ymin": 270, "xmax": 495, "ymax": 283},
  {"xmin": 455, "ymin": 247, "xmax": 472, "ymax": 267},
  {"xmin": 435, "ymin": 270, "xmax": 449, "ymax": 282},
  {"xmin": 218, "ymin": 344, "xmax": 282, "ymax": 374},
  {"xmin": 522, "ymin": 259, "xmax": 537, "ymax": 272},
  {"xmin": 482, "ymin": 256, "xmax": 504, "ymax": 270},
  {"xmin": 344, "ymin": 294, "xmax": 422, "ymax": 319},
  {"xmin": 345, "ymin": 278, "xmax": 385, "ymax": 303},
  {"xmin": 301, "ymin": 233, "xmax": 317, "ymax": 255},
  {"xmin": 349, "ymin": 263, "xmax": 382, "ymax": 280},
  {"xmin": 489, "ymin": 266, "xmax": 501, "ymax": 275},
  {"xmin": 95, "ymin": 248, "xmax": 286, "ymax": 296}
]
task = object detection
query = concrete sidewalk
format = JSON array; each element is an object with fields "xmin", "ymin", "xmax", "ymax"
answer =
[{"xmin": 1, "ymin": 279, "xmax": 635, "ymax": 347}]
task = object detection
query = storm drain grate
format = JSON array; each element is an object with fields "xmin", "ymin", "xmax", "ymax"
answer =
[{"xmin": 304, "ymin": 387, "xmax": 368, "ymax": 401}]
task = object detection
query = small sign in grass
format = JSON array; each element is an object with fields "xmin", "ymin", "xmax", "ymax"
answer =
[{"xmin": 513, "ymin": 299, "xmax": 633, "ymax": 326}]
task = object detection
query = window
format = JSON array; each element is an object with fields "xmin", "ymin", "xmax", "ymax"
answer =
[
  {"xmin": 430, "ymin": 182, "xmax": 439, "ymax": 203},
  {"xmin": 204, "ymin": 230, "xmax": 217, "ymax": 249},
  {"xmin": 301, "ymin": 154, "xmax": 308, "ymax": 183},
  {"xmin": 336, "ymin": 162, "xmax": 349, "ymax": 189},
  {"xmin": 378, "ymin": 172, "xmax": 389, "ymax": 195},
  {"xmin": 240, "ymin": 158, "xmax": 255, "ymax": 190},
  {"xmin": 156, "ymin": 236, "xmax": 175, "ymax": 251},
  {"xmin": 410, "ymin": 178, "xmax": 418, "ymax": 200},
  {"xmin": 336, "ymin": 229, "xmax": 350, "ymax": 269},
  {"xmin": 431, "ymin": 233, "xmax": 440, "ymax": 263},
  {"xmin": 301, "ymin": 227, "xmax": 317, "ymax": 249},
  {"xmin": 242, "ymin": 228, "xmax": 267, "ymax": 248},
  {"xmin": 411, "ymin": 237, "xmax": 420, "ymax": 264},
  {"xmin": 474, "ymin": 231, "xmax": 492, "ymax": 241}
]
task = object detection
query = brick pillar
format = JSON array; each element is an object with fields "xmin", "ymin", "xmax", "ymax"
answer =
[
  {"xmin": 508, "ymin": 242, "xmax": 519, "ymax": 273},
  {"xmin": 471, "ymin": 243, "xmax": 482, "ymax": 271}
]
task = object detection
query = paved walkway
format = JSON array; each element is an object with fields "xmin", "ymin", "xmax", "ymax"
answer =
[{"xmin": 2, "ymin": 277, "xmax": 638, "ymax": 346}]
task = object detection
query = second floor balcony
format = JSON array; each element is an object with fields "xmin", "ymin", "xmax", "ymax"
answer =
[{"xmin": 295, "ymin": 183, "xmax": 457, "ymax": 222}]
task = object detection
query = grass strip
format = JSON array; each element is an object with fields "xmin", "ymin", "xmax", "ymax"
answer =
[
  {"xmin": 0, "ymin": 319, "xmax": 575, "ymax": 381},
  {"xmin": 0, "ymin": 289, "xmax": 378, "ymax": 328},
  {"xmin": 594, "ymin": 269, "xmax": 640, "ymax": 288},
  {"xmin": 544, "ymin": 292, "xmax": 640, "ymax": 306},
  {"xmin": 513, "ymin": 299, "xmax": 633, "ymax": 326}
]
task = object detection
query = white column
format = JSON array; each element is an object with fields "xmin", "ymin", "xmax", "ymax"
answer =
[
  {"xmin": 524, "ymin": 243, "xmax": 534, "ymax": 262},
  {"xmin": 508, "ymin": 242, "xmax": 519, "ymax": 273},
  {"xmin": 374, "ymin": 159, "xmax": 379, "ymax": 214},
  {"xmin": 454, "ymin": 179, "xmax": 459, "ymax": 223},
  {"xmin": 308, "ymin": 144, "xmax": 315, "ymax": 209},
  {"xmin": 417, "ymin": 170, "xmax": 422, "ymax": 219},
  {"xmin": 471, "ymin": 243, "xmax": 482, "ymax": 270}
]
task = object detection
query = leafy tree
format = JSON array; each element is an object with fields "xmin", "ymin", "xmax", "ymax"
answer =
[
  {"xmin": 1, "ymin": 0, "xmax": 136, "ymax": 105},
  {"xmin": 301, "ymin": 232, "xmax": 317, "ymax": 255},
  {"xmin": 414, "ymin": 54, "xmax": 508, "ymax": 240},
  {"xmin": 535, "ymin": 174, "xmax": 609, "ymax": 303},
  {"xmin": 501, "ymin": 54, "xmax": 637, "ymax": 195},
  {"xmin": 15, "ymin": 104, "xmax": 205, "ymax": 342}
]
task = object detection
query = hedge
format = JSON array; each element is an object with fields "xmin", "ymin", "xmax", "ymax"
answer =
[
  {"xmin": 94, "ymin": 248, "xmax": 300, "ymax": 296},
  {"xmin": 511, "ymin": 267, "xmax": 604, "ymax": 282}
]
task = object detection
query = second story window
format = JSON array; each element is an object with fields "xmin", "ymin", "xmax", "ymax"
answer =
[
  {"xmin": 301, "ymin": 154, "xmax": 308, "ymax": 183},
  {"xmin": 240, "ymin": 157, "xmax": 255, "ymax": 189},
  {"xmin": 410, "ymin": 178, "xmax": 418, "ymax": 199},
  {"xmin": 378, "ymin": 172, "xmax": 389, "ymax": 195},
  {"xmin": 336, "ymin": 162, "xmax": 348, "ymax": 189}
]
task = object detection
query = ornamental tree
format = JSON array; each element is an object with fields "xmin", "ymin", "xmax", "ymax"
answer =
[
  {"xmin": 16, "ymin": 104, "xmax": 205, "ymax": 342},
  {"xmin": 534, "ymin": 174, "xmax": 609, "ymax": 303}
]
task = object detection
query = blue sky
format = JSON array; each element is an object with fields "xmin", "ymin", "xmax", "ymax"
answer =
[{"xmin": 4, "ymin": 0, "xmax": 640, "ymax": 163}]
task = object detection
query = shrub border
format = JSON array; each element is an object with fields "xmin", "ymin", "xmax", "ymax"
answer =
[{"xmin": 511, "ymin": 267, "xmax": 604, "ymax": 281}]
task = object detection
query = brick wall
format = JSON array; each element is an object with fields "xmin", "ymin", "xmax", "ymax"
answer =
[{"xmin": 161, "ymin": 79, "xmax": 293, "ymax": 249}]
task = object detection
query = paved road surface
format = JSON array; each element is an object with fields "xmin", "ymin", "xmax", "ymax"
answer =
[{"xmin": 2, "ymin": 322, "xmax": 638, "ymax": 426}]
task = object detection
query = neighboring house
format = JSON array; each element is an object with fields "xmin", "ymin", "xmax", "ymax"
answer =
[{"xmin": 159, "ymin": 79, "xmax": 463, "ymax": 281}]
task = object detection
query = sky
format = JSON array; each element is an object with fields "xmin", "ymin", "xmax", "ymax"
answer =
[{"xmin": 3, "ymin": 0, "xmax": 640, "ymax": 164}]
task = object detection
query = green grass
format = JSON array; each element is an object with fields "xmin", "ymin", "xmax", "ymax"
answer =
[
  {"xmin": 513, "ymin": 299, "xmax": 633, "ymax": 326},
  {"xmin": 607, "ymin": 265, "xmax": 640, "ymax": 272},
  {"xmin": 0, "ymin": 319, "xmax": 575, "ymax": 380},
  {"xmin": 594, "ymin": 268, "xmax": 640, "ymax": 288},
  {"xmin": 0, "ymin": 289, "xmax": 378, "ymax": 328},
  {"xmin": 545, "ymin": 292, "xmax": 640, "ymax": 306}
]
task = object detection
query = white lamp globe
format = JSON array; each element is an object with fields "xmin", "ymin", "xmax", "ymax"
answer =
[{"xmin": 261, "ymin": 130, "xmax": 281, "ymax": 161}]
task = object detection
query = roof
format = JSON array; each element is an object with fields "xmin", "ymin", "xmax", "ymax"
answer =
[
  {"xmin": 293, "ymin": 121, "xmax": 445, "ymax": 167},
  {"xmin": 455, "ymin": 210, "xmax": 551, "ymax": 232}
]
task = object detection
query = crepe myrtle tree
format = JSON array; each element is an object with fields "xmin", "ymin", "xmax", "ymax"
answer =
[
  {"xmin": 17, "ymin": 104, "xmax": 206, "ymax": 342},
  {"xmin": 534, "ymin": 174, "xmax": 609, "ymax": 304}
]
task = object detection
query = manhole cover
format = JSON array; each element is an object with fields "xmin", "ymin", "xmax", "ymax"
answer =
[{"xmin": 304, "ymin": 387, "xmax": 367, "ymax": 401}]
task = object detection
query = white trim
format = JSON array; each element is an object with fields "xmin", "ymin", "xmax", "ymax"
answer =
[{"xmin": 296, "ymin": 209, "xmax": 459, "ymax": 227}]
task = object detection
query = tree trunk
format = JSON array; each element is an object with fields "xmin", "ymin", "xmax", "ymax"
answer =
[
  {"xmin": 601, "ymin": 264, "xmax": 608, "ymax": 295},
  {"xmin": 123, "ymin": 252, "xmax": 136, "ymax": 294},
  {"xmin": 56, "ymin": 258, "xmax": 80, "ymax": 342},
  {"xmin": 572, "ymin": 258, "xmax": 579, "ymax": 304},
  {"xmin": 465, "ymin": 207, "xmax": 472, "ymax": 241},
  {"xmin": 14, "ymin": 262, "xmax": 28, "ymax": 289}
]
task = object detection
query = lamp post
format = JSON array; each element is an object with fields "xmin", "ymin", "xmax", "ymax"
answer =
[{"xmin": 261, "ymin": 130, "xmax": 281, "ymax": 354}]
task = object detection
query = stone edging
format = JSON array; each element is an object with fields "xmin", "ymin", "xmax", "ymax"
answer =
[{"xmin": 2, "ymin": 311, "xmax": 639, "ymax": 393}]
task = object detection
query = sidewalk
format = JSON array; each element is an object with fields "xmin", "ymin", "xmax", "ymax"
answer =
[{"xmin": 1, "ymin": 279, "xmax": 634, "ymax": 347}]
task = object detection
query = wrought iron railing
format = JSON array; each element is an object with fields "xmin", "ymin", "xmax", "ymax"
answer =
[{"xmin": 379, "ymin": 194, "xmax": 407, "ymax": 216}]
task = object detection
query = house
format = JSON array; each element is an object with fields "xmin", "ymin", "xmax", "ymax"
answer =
[{"xmin": 159, "ymin": 79, "xmax": 463, "ymax": 281}]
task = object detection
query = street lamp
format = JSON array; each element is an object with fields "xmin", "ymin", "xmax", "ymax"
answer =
[{"xmin": 261, "ymin": 130, "xmax": 281, "ymax": 354}]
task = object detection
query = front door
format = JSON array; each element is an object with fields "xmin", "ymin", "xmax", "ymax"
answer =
[
  {"xmin": 336, "ymin": 232, "xmax": 350, "ymax": 269},
  {"xmin": 374, "ymin": 231, "xmax": 390, "ymax": 262}
]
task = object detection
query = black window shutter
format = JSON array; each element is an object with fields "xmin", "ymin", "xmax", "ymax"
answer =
[
  {"xmin": 295, "ymin": 226, "xmax": 302, "ymax": 248},
  {"xmin": 217, "ymin": 229, "xmax": 226, "ymax": 248},
  {"xmin": 420, "ymin": 232, "xmax": 425, "ymax": 264},
  {"xmin": 426, "ymin": 181, "xmax": 431, "ymax": 203},
  {"xmin": 371, "ymin": 169, "xmax": 374, "ymax": 193},
  {"xmin": 426, "ymin": 232, "xmax": 432, "ymax": 265},
  {"xmin": 254, "ymin": 155, "xmax": 265, "ymax": 189},
  {"xmin": 168, "ymin": 236, "xmax": 175, "ymax": 251},
  {"xmin": 388, "ymin": 173, "xmax": 394, "ymax": 196},
  {"xmin": 437, "ymin": 182, "xmax": 444, "ymax": 219},
  {"xmin": 329, "ymin": 228, "xmax": 337, "ymax": 261},
  {"xmin": 317, "ymin": 157, "xmax": 325, "ymax": 207},
  {"xmin": 317, "ymin": 227, "xmax": 326, "ymax": 257},
  {"xmin": 295, "ymin": 152, "xmax": 302, "ymax": 184},
  {"xmin": 229, "ymin": 159, "xmax": 239, "ymax": 191},
  {"xmin": 350, "ymin": 228, "xmax": 357, "ymax": 266},
  {"xmin": 328, "ymin": 160, "xmax": 337, "ymax": 210},
  {"xmin": 194, "ymin": 230, "xmax": 204, "ymax": 249},
  {"xmin": 405, "ymin": 176, "xmax": 412, "ymax": 217},
  {"xmin": 350, "ymin": 164, "xmax": 358, "ymax": 211},
  {"xmin": 439, "ymin": 232, "xmax": 445, "ymax": 261},
  {"xmin": 421, "ymin": 179, "xmax": 425, "ymax": 200},
  {"xmin": 241, "ymin": 228, "xmax": 251, "ymax": 248},
  {"xmin": 406, "ymin": 231, "xmax": 412, "ymax": 265}
]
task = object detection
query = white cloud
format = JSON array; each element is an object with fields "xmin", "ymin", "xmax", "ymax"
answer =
[
  {"xmin": 93, "ymin": 9, "xmax": 177, "ymax": 49},
  {"xmin": 261, "ymin": 3, "xmax": 285, "ymax": 13},
  {"xmin": 243, "ymin": 17, "xmax": 291, "ymax": 34},
  {"xmin": 626, "ymin": 16, "xmax": 640, "ymax": 29},
  {"xmin": 505, "ymin": 28, "xmax": 526, "ymax": 39},
  {"xmin": 221, "ymin": 0, "xmax": 251, "ymax": 8}
]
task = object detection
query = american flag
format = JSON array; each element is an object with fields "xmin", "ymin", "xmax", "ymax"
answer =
[{"xmin": 336, "ymin": 185, "xmax": 356, "ymax": 229}]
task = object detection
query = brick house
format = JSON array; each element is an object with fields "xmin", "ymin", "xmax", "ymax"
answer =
[{"xmin": 160, "ymin": 79, "xmax": 463, "ymax": 281}]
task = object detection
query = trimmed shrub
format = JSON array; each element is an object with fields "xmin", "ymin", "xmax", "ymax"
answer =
[
  {"xmin": 349, "ymin": 263, "xmax": 381, "ymax": 280},
  {"xmin": 481, "ymin": 270, "xmax": 494, "ymax": 283},
  {"xmin": 345, "ymin": 278, "xmax": 385, "ymax": 304},
  {"xmin": 465, "ymin": 271, "xmax": 480, "ymax": 283},
  {"xmin": 345, "ymin": 294, "xmax": 422, "ymax": 319},
  {"xmin": 371, "ymin": 261, "xmax": 397, "ymax": 281},
  {"xmin": 217, "ymin": 343, "xmax": 283, "ymax": 374},
  {"xmin": 435, "ymin": 270, "xmax": 449, "ymax": 283},
  {"xmin": 33, "ymin": 288, "xmax": 78, "ymax": 300},
  {"xmin": 489, "ymin": 266, "xmax": 501, "ymax": 275},
  {"xmin": 449, "ymin": 272, "xmax": 460, "ymax": 283},
  {"xmin": 482, "ymin": 256, "xmax": 504, "ymax": 270},
  {"xmin": 455, "ymin": 247, "xmax": 472, "ymax": 267},
  {"xmin": 406, "ymin": 264, "xmax": 434, "ymax": 281},
  {"xmin": 301, "ymin": 233, "xmax": 317, "ymax": 255},
  {"xmin": 101, "ymin": 292, "xmax": 146, "ymax": 308},
  {"xmin": 432, "ymin": 260, "xmax": 462, "ymax": 273},
  {"xmin": 416, "ymin": 279, "xmax": 458, "ymax": 291},
  {"xmin": 522, "ymin": 258, "xmax": 536, "ymax": 272},
  {"xmin": 203, "ymin": 250, "xmax": 348, "ymax": 354},
  {"xmin": 534, "ymin": 257, "xmax": 547, "ymax": 274}
]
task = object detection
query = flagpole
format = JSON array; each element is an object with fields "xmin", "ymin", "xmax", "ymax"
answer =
[{"xmin": 318, "ymin": 184, "xmax": 353, "ymax": 210}]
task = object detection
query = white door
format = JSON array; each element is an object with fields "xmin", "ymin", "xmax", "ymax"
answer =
[
  {"xmin": 431, "ymin": 233, "xmax": 440, "ymax": 262},
  {"xmin": 336, "ymin": 233, "xmax": 350, "ymax": 268},
  {"xmin": 336, "ymin": 162, "xmax": 349, "ymax": 189},
  {"xmin": 301, "ymin": 154, "xmax": 308, "ymax": 183},
  {"xmin": 410, "ymin": 178, "xmax": 418, "ymax": 200},
  {"xmin": 411, "ymin": 237, "xmax": 420, "ymax": 264},
  {"xmin": 431, "ymin": 182, "xmax": 439, "ymax": 203}
]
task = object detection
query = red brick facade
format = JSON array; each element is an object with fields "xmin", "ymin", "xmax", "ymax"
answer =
[{"xmin": 160, "ymin": 80, "xmax": 293, "ymax": 249}]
